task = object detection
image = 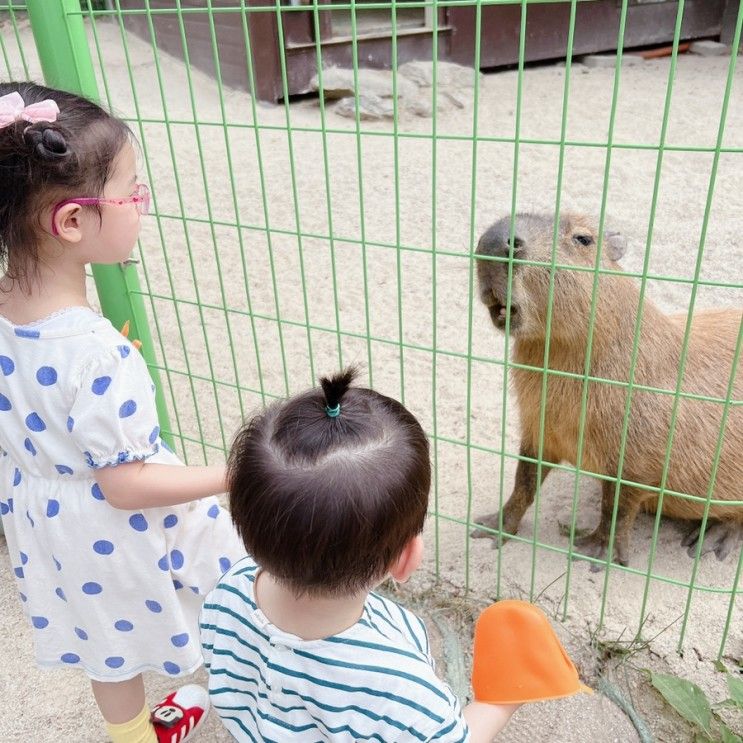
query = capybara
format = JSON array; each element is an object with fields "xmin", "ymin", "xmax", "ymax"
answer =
[{"xmin": 472, "ymin": 212, "xmax": 742, "ymax": 568}]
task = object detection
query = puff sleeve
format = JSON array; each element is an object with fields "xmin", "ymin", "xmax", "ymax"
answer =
[{"xmin": 68, "ymin": 345, "xmax": 161, "ymax": 468}]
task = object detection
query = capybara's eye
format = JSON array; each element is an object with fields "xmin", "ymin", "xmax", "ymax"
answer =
[{"xmin": 573, "ymin": 234, "xmax": 593, "ymax": 247}]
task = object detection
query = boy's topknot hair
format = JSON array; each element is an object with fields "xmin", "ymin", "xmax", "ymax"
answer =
[
  {"xmin": 0, "ymin": 81, "xmax": 131, "ymax": 283},
  {"xmin": 227, "ymin": 367, "xmax": 431, "ymax": 597}
]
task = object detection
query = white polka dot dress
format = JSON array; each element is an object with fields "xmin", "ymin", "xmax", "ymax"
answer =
[{"xmin": 0, "ymin": 307, "xmax": 246, "ymax": 682}]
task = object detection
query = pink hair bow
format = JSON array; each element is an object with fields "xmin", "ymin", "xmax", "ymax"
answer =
[{"xmin": 0, "ymin": 91, "xmax": 60, "ymax": 129}]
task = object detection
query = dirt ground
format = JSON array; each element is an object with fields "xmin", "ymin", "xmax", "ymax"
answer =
[{"xmin": 1, "ymin": 12, "xmax": 742, "ymax": 742}]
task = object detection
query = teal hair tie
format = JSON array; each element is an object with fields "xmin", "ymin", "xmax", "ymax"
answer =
[{"xmin": 325, "ymin": 403, "xmax": 341, "ymax": 418}]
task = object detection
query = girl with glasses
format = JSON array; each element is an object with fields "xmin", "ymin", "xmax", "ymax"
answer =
[{"xmin": 0, "ymin": 82, "xmax": 245, "ymax": 743}]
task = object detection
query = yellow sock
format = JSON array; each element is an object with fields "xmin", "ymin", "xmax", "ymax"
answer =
[{"xmin": 106, "ymin": 703, "xmax": 157, "ymax": 743}]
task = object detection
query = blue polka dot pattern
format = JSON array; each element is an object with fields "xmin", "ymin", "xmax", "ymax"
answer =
[
  {"xmin": 32, "ymin": 616, "xmax": 49, "ymax": 629},
  {"xmin": 0, "ymin": 393, "xmax": 11, "ymax": 411},
  {"xmin": 36, "ymin": 366, "xmax": 58, "ymax": 385},
  {"xmin": 14, "ymin": 567, "xmax": 23, "ymax": 578},
  {"xmin": 25, "ymin": 412, "xmax": 46, "ymax": 432},
  {"xmin": 6, "ymin": 497, "xmax": 13, "ymax": 513},
  {"xmin": 24, "ymin": 438, "xmax": 36, "ymax": 456},
  {"xmin": 13, "ymin": 328, "xmax": 41, "ymax": 338},
  {"xmin": 1, "ymin": 502, "xmax": 9, "ymax": 516},
  {"xmin": 119, "ymin": 400, "xmax": 137, "ymax": 418},
  {"xmin": 170, "ymin": 550, "xmax": 184, "ymax": 570},
  {"xmin": 0, "ymin": 325, "xmax": 246, "ymax": 680},
  {"xmin": 0, "ymin": 355, "xmax": 14, "ymax": 375},
  {"xmin": 129, "ymin": 513, "xmax": 148, "ymax": 532},
  {"xmin": 19, "ymin": 592, "xmax": 26, "ymax": 602},
  {"xmin": 93, "ymin": 540, "xmax": 114, "ymax": 555},
  {"xmin": 19, "ymin": 551, "xmax": 28, "ymax": 565},
  {"xmin": 26, "ymin": 413, "xmax": 46, "ymax": 433},
  {"xmin": 53, "ymin": 556, "xmax": 62, "ymax": 571},
  {"xmin": 158, "ymin": 554, "xmax": 169, "ymax": 571},
  {"xmin": 14, "ymin": 328, "xmax": 40, "ymax": 339},
  {"xmin": 26, "ymin": 510, "xmax": 34, "ymax": 527},
  {"xmin": 92, "ymin": 376, "xmax": 112, "ymax": 395}
]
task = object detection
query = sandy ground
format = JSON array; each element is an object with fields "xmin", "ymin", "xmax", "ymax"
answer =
[{"xmin": 1, "ymin": 11, "xmax": 742, "ymax": 742}]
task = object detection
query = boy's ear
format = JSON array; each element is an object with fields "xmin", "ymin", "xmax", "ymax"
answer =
[
  {"xmin": 52, "ymin": 202, "xmax": 84, "ymax": 243},
  {"xmin": 389, "ymin": 534, "xmax": 424, "ymax": 584}
]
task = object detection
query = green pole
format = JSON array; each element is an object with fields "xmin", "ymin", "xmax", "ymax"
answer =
[{"xmin": 25, "ymin": 0, "xmax": 174, "ymax": 449}]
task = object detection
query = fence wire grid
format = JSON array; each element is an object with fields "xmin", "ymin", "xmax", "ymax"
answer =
[{"xmin": 1, "ymin": 0, "xmax": 742, "ymax": 659}]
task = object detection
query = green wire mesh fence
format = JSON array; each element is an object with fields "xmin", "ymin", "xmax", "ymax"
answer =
[{"xmin": 1, "ymin": 0, "xmax": 742, "ymax": 659}]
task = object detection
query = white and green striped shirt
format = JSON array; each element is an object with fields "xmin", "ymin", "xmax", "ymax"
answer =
[{"xmin": 200, "ymin": 557, "xmax": 469, "ymax": 742}]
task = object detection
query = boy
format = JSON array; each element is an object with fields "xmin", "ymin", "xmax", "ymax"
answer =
[{"xmin": 200, "ymin": 369, "xmax": 518, "ymax": 741}]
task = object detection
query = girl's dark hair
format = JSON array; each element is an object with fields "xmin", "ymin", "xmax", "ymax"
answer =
[
  {"xmin": 0, "ymin": 81, "xmax": 132, "ymax": 282},
  {"xmin": 228, "ymin": 367, "xmax": 431, "ymax": 597}
]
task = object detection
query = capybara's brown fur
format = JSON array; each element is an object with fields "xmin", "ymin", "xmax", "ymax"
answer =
[{"xmin": 472, "ymin": 212, "xmax": 743, "ymax": 567}]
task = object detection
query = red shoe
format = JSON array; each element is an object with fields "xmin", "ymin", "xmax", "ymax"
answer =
[{"xmin": 151, "ymin": 684, "xmax": 210, "ymax": 743}]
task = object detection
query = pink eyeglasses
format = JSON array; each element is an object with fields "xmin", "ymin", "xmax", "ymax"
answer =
[{"xmin": 51, "ymin": 183, "xmax": 151, "ymax": 236}]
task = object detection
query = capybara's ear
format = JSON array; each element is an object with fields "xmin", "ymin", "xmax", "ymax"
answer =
[{"xmin": 604, "ymin": 231, "xmax": 627, "ymax": 262}]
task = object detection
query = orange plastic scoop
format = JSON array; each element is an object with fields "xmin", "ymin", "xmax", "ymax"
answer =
[{"xmin": 472, "ymin": 599, "xmax": 593, "ymax": 704}]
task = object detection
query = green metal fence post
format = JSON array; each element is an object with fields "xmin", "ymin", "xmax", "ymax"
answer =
[{"xmin": 25, "ymin": 0, "xmax": 174, "ymax": 449}]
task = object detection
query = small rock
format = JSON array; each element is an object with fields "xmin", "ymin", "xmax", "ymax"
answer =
[
  {"xmin": 441, "ymin": 89, "xmax": 468, "ymax": 109},
  {"xmin": 334, "ymin": 94, "xmax": 394, "ymax": 121},
  {"xmin": 689, "ymin": 40, "xmax": 729, "ymax": 57},
  {"xmin": 312, "ymin": 67, "xmax": 417, "ymax": 100},
  {"xmin": 582, "ymin": 53, "xmax": 644, "ymax": 68},
  {"xmin": 407, "ymin": 94, "xmax": 433, "ymax": 118},
  {"xmin": 582, "ymin": 55, "xmax": 615, "ymax": 69},
  {"xmin": 406, "ymin": 88, "xmax": 471, "ymax": 118},
  {"xmin": 398, "ymin": 60, "xmax": 481, "ymax": 88}
]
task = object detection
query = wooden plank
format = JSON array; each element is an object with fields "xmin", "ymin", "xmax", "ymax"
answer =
[
  {"xmin": 720, "ymin": 0, "xmax": 740, "ymax": 46},
  {"xmin": 120, "ymin": 0, "xmax": 282, "ymax": 100},
  {"xmin": 449, "ymin": 0, "xmax": 725, "ymax": 69}
]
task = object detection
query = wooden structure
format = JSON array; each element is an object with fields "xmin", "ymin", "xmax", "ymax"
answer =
[{"xmin": 121, "ymin": 0, "xmax": 734, "ymax": 103}]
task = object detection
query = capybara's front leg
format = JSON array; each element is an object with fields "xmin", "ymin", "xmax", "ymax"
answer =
[
  {"xmin": 472, "ymin": 443, "xmax": 552, "ymax": 548},
  {"xmin": 574, "ymin": 481, "xmax": 644, "ymax": 571}
]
